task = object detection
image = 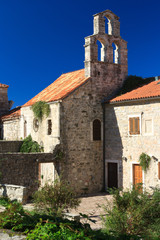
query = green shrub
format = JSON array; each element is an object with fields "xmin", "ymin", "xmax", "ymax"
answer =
[
  {"xmin": 31, "ymin": 101, "xmax": 50, "ymax": 121},
  {"xmin": 118, "ymin": 75, "xmax": 154, "ymax": 96},
  {"xmin": 27, "ymin": 218, "xmax": 109, "ymax": 240},
  {"xmin": 0, "ymin": 197, "xmax": 10, "ymax": 207},
  {"xmin": 0, "ymin": 201, "xmax": 35, "ymax": 231},
  {"xmin": 20, "ymin": 135, "xmax": 43, "ymax": 153},
  {"xmin": 102, "ymin": 187, "xmax": 160, "ymax": 239},
  {"xmin": 33, "ymin": 180, "xmax": 81, "ymax": 216}
]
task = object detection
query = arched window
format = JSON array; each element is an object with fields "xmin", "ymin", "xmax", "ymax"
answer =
[
  {"xmin": 112, "ymin": 42, "xmax": 119, "ymax": 64},
  {"xmin": 104, "ymin": 16, "xmax": 112, "ymax": 35},
  {"xmin": 93, "ymin": 119, "xmax": 101, "ymax": 141},
  {"xmin": 97, "ymin": 40, "xmax": 106, "ymax": 62}
]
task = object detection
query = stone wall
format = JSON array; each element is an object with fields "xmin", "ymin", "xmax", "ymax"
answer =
[
  {"xmin": 0, "ymin": 153, "xmax": 54, "ymax": 197},
  {"xmin": 20, "ymin": 102, "xmax": 60, "ymax": 152},
  {"xmin": 105, "ymin": 100, "xmax": 160, "ymax": 192},
  {"xmin": 3, "ymin": 119, "xmax": 21, "ymax": 140},
  {"xmin": 0, "ymin": 141, "xmax": 23, "ymax": 153},
  {"xmin": 0, "ymin": 86, "xmax": 9, "ymax": 115},
  {"xmin": 60, "ymin": 73, "xmax": 126, "ymax": 195}
]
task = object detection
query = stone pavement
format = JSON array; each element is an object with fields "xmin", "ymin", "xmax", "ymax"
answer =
[
  {"xmin": 70, "ymin": 193, "xmax": 113, "ymax": 230},
  {"xmin": 0, "ymin": 193, "xmax": 112, "ymax": 239}
]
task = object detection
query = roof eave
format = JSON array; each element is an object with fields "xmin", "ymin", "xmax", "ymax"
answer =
[{"xmin": 109, "ymin": 96, "xmax": 160, "ymax": 105}]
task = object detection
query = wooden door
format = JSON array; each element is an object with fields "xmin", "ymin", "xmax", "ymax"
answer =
[
  {"xmin": 108, "ymin": 162, "xmax": 118, "ymax": 188},
  {"xmin": 133, "ymin": 164, "xmax": 142, "ymax": 188}
]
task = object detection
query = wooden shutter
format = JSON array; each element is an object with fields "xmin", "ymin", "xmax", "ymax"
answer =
[
  {"xmin": 158, "ymin": 162, "xmax": 160, "ymax": 180},
  {"xmin": 135, "ymin": 117, "xmax": 140, "ymax": 134},
  {"xmin": 129, "ymin": 117, "xmax": 140, "ymax": 135},
  {"xmin": 129, "ymin": 118, "xmax": 133, "ymax": 134}
]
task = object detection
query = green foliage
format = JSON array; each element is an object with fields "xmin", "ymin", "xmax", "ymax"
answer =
[
  {"xmin": 102, "ymin": 187, "xmax": 160, "ymax": 239},
  {"xmin": 139, "ymin": 153, "xmax": 151, "ymax": 172},
  {"xmin": 27, "ymin": 219, "xmax": 109, "ymax": 240},
  {"xmin": 33, "ymin": 180, "xmax": 81, "ymax": 216},
  {"xmin": 31, "ymin": 101, "xmax": 50, "ymax": 121},
  {"xmin": 118, "ymin": 75, "xmax": 154, "ymax": 96},
  {"xmin": 20, "ymin": 135, "xmax": 43, "ymax": 153},
  {"xmin": 0, "ymin": 197, "xmax": 10, "ymax": 207},
  {"xmin": 0, "ymin": 201, "xmax": 35, "ymax": 231},
  {"xmin": 0, "ymin": 200, "xmax": 109, "ymax": 239}
]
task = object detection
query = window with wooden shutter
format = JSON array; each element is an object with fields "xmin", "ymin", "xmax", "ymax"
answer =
[
  {"xmin": 129, "ymin": 117, "xmax": 140, "ymax": 135},
  {"xmin": 158, "ymin": 162, "xmax": 160, "ymax": 180}
]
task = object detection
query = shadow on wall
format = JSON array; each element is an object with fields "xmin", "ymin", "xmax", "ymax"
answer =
[
  {"xmin": 105, "ymin": 105, "xmax": 123, "ymax": 189},
  {"xmin": 0, "ymin": 184, "xmax": 7, "ymax": 197}
]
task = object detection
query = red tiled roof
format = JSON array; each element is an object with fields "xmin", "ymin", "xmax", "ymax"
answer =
[
  {"xmin": 0, "ymin": 83, "xmax": 9, "ymax": 88},
  {"xmin": 23, "ymin": 69, "xmax": 89, "ymax": 107},
  {"xmin": 110, "ymin": 79, "xmax": 160, "ymax": 103},
  {"xmin": 0, "ymin": 107, "xmax": 21, "ymax": 121}
]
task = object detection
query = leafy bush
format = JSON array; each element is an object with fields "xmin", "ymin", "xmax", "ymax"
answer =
[
  {"xmin": 102, "ymin": 187, "xmax": 160, "ymax": 239},
  {"xmin": 31, "ymin": 101, "xmax": 50, "ymax": 121},
  {"xmin": 33, "ymin": 180, "xmax": 81, "ymax": 216},
  {"xmin": 20, "ymin": 135, "xmax": 43, "ymax": 153},
  {"xmin": 0, "ymin": 197, "xmax": 10, "ymax": 207},
  {"xmin": 0, "ymin": 201, "xmax": 35, "ymax": 231},
  {"xmin": 0, "ymin": 200, "xmax": 109, "ymax": 239},
  {"xmin": 118, "ymin": 75, "xmax": 154, "ymax": 96},
  {"xmin": 27, "ymin": 218, "xmax": 109, "ymax": 240}
]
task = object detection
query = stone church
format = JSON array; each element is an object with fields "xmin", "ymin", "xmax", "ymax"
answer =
[{"xmin": 1, "ymin": 10, "xmax": 159, "ymax": 194}]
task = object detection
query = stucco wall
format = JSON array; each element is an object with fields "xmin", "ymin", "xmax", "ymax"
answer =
[
  {"xmin": 3, "ymin": 118, "xmax": 21, "ymax": 140},
  {"xmin": 105, "ymin": 100, "xmax": 160, "ymax": 191},
  {"xmin": 20, "ymin": 102, "xmax": 60, "ymax": 152}
]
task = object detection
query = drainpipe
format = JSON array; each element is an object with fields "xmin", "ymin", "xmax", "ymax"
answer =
[{"xmin": 102, "ymin": 102, "xmax": 106, "ymax": 191}]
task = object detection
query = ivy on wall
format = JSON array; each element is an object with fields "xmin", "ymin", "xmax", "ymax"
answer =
[
  {"xmin": 31, "ymin": 101, "xmax": 50, "ymax": 121},
  {"xmin": 139, "ymin": 153, "xmax": 151, "ymax": 172}
]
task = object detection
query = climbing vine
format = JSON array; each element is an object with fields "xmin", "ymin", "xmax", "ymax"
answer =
[
  {"xmin": 31, "ymin": 101, "xmax": 50, "ymax": 121},
  {"xmin": 139, "ymin": 153, "xmax": 151, "ymax": 172}
]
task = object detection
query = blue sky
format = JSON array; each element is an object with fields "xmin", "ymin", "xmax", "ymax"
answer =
[{"xmin": 0, "ymin": 0, "xmax": 159, "ymax": 108}]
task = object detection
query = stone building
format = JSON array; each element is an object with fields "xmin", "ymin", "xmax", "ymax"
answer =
[
  {"xmin": 1, "ymin": 9, "xmax": 159, "ymax": 194},
  {"xmin": 1, "ymin": 10, "xmax": 128, "ymax": 194},
  {"xmin": 0, "ymin": 83, "xmax": 14, "ymax": 139},
  {"xmin": 104, "ymin": 80, "xmax": 160, "ymax": 192}
]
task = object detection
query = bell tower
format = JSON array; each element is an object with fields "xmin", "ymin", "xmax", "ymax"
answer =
[{"xmin": 84, "ymin": 10, "xmax": 128, "ymax": 92}]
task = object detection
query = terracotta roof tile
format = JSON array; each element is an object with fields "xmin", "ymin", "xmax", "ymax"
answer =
[
  {"xmin": 110, "ymin": 79, "xmax": 160, "ymax": 103},
  {"xmin": 0, "ymin": 83, "xmax": 9, "ymax": 88},
  {"xmin": 0, "ymin": 107, "xmax": 21, "ymax": 121},
  {"xmin": 23, "ymin": 69, "xmax": 89, "ymax": 107}
]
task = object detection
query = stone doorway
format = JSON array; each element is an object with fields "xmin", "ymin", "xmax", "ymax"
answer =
[
  {"xmin": 39, "ymin": 162, "xmax": 55, "ymax": 187},
  {"xmin": 107, "ymin": 162, "xmax": 118, "ymax": 188}
]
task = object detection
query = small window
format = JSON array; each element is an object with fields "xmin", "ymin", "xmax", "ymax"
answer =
[
  {"xmin": 129, "ymin": 117, "xmax": 140, "ymax": 135},
  {"xmin": 47, "ymin": 120, "xmax": 52, "ymax": 135},
  {"xmin": 33, "ymin": 118, "xmax": 39, "ymax": 132},
  {"xmin": 158, "ymin": 162, "xmax": 160, "ymax": 180},
  {"xmin": 93, "ymin": 119, "xmax": 101, "ymax": 141}
]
